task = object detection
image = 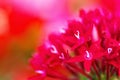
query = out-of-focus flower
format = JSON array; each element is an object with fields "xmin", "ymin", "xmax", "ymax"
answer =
[
  {"xmin": 0, "ymin": 8, "xmax": 9, "ymax": 35},
  {"xmin": 29, "ymin": 8, "xmax": 120, "ymax": 80},
  {"xmin": 9, "ymin": 0, "xmax": 68, "ymax": 21},
  {"xmin": 0, "ymin": 2, "xmax": 45, "ymax": 80},
  {"xmin": 7, "ymin": 0, "xmax": 70, "ymax": 41},
  {"xmin": 100, "ymin": 0, "xmax": 120, "ymax": 16}
]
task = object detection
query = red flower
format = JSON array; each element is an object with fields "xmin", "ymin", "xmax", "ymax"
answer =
[
  {"xmin": 29, "ymin": 9, "xmax": 120, "ymax": 80},
  {"xmin": 66, "ymin": 41, "xmax": 104, "ymax": 72},
  {"xmin": 30, "ymin": 34, "xmax": 70, "ymax": 80}
]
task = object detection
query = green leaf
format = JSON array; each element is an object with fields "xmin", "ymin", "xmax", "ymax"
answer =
[{"xmin": 79, "ymin": 74, "xmax": 88, "ymax": 80}]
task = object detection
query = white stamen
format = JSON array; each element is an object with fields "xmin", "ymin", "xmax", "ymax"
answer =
[
  {"xmin": 74, "ymin": 30, "xmax": 80, "ymax": 39},
  {"xmin": 50, "ymin": 45, "xmax": 58, "ymax": 54},
  {"xmin": 35, "ymin": 70, "xmax": 45, "ymax": 74},
  {"xmin": 86, "ymin": 51, "xmax": 90, "ymax": 58},
  {"xmin": 59, "ymin": 53, "xmax": 65, "ymax": 59},
  {"xmin": 107, "ymin": 48, "xmax": 112, "ymax": 54},
  {"xmin": 84, "ymin": 50, "xmax": 92, "ymax": 60}
]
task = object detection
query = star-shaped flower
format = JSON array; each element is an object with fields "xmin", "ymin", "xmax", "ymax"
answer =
[{"xmin": 66, "ymin": 42, "xmax": 104, "ymax": 72}]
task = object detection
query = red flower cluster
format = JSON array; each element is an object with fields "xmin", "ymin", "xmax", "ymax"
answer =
[{"xmin": 29, "ymin": 9, "xmax": 120, "ymax": 80}]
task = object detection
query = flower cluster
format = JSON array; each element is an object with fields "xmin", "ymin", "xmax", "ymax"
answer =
[{"xmin": 29, "ymin": 9, "xmax": 120, "ymax": 80}]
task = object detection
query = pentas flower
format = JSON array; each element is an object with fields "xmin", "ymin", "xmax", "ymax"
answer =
[
  {"xmin": 29, "ymin": 9, "xmax": 120, "ymax": 80},
  {"xmin": 67, "ymin": 41, "xmax": 105, "ymax": 72}
]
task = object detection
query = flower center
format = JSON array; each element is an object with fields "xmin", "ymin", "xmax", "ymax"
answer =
[
  {"xmin": 84, "ymin": 51, "xmax": 92, "ymax": 60},
  {"xmin": 107, "ymin": 48, "xmax": 112, "ymax": 54},
  {"xmin": 50, "ymin": 45, "xmax": 58, "ymax": 54},
  {"xmin": 59, "ymin": 53, "xmax": 65, "ymax": 59},
  {"xmin": 74, "ymin": 30, "xmax": 80, "ymax": 39}
]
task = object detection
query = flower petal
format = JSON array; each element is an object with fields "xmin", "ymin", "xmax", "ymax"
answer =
[
  {"xmin": 66, "ymin": 55, "xmax": 85, "ymax": 63},
  {"xmin": 84, "ymin": 60, "xmax": 92, "ymax": 72}
]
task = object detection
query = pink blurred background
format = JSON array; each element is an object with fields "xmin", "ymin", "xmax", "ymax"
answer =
[{"xmin": 0, "ymin": 0, "xmax": 120, "ymax": 80}]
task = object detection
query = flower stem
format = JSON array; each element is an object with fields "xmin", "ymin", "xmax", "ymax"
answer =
[
  {"xmin": 68, "ymin": 63, "xmax": 93, "ymax": 80},
  {"xmin": 93, "ymin": 62, "xmax": 101, "ymax": 80},
  {"xmin": 106, "ymin": 64, "xmax": 110, "ymax": 80}
]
